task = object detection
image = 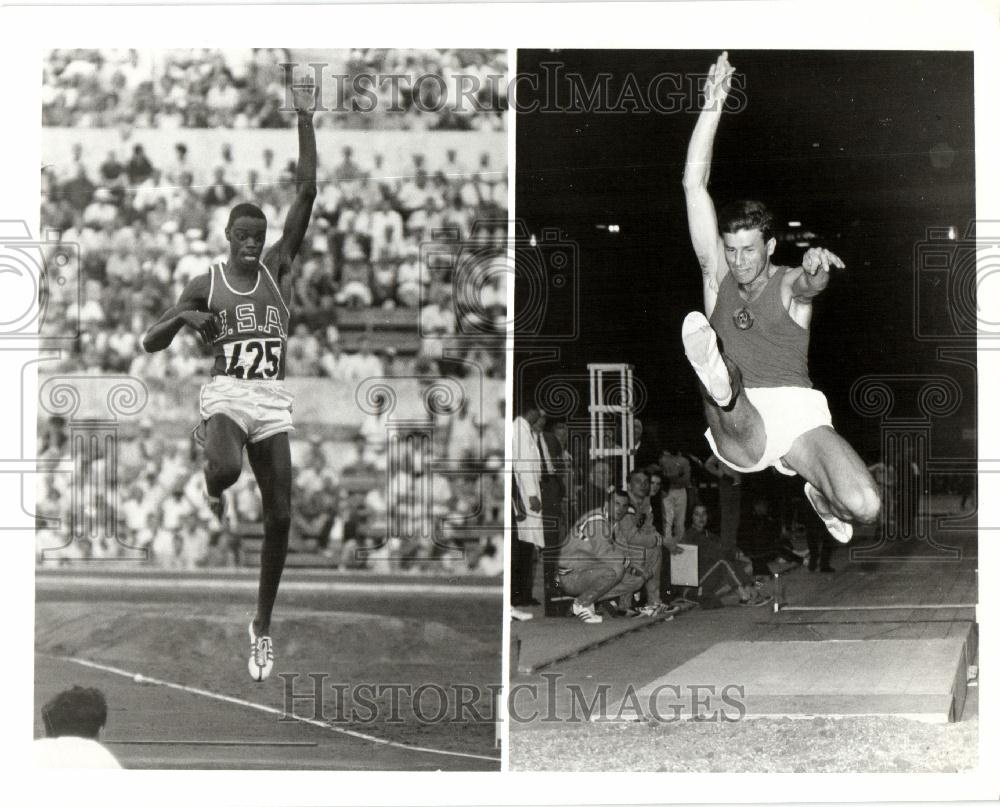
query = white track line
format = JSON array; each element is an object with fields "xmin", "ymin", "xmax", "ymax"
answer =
[
  {"xmin": 37, "ymin": 576, "xmax": 499, "ymax": 598},
  {"xmin": 60, "ymin": 656, "xmax": 501, "ymax": 765}
]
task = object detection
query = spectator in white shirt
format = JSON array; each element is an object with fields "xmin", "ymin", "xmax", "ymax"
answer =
[
  {"xmin": 341, "ymin": 338, "xmax": 385, "ymax": 382},
  {"xmin": 285, "ymin": 323, "xmax": 322, "ymax": 377},
  {"xmin": 35, "ymin": 687, "xmax": 122, "ymax": 769},
  {"xmin": 395, "ymin": 246, "xmax": 424, "ymax": 308},
  {"xmin": 82, "ymin": 188, "xmax": 118, "ymax": 229},
  {"xmin": 319, "ymin": 342, "xmax": 349, "ymax": 381},
  {"xmin": 174, "ymin": 239, "xmax": 212, "ymax": 287},
  {"xmin": 405, "ymin": 196, "xmax": 444, "ymax": 241},
  {"xmin": 132, "ymin": 168, "xmax": 170, "ymax": 213},
  {"xmin": 160, "ymin": 482, "xmax": 196, "ymax": 532},
  {"xmin": 369, "ymin": 196, "xmax": 405, "ymax": 255}
]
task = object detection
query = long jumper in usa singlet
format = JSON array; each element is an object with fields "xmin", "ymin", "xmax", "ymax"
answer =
[{"xmin": 207, "ymin": 261, "xmax": 290, "ymax": 381}]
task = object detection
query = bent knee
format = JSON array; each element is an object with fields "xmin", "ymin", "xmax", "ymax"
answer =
[
  {"xmin": 838, "ymin": 483, "xmax": 881, "ymax": 525},
  {"xmin": 206, "ymin": 459, "xmax": 241, "ymax": 490},
  {"xmin": 593, "ymin": 564, "xmax": 621, "ymax": 584}
]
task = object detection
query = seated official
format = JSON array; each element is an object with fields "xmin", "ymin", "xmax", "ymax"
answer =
[
  {"xmin": 556, "ymin": 490, "xmax": 645, "ymax": 624},
  {"xmin": 683, "ymin": 504, "xmax": 770, "ymax": 607}
]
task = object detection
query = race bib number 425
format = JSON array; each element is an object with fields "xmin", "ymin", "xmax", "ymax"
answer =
[{"xmin": 222, "ymin": 338, "xmax": 283, "ymax": 379}]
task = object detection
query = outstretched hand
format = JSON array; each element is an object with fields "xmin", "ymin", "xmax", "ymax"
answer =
[
  {"xmin": 703, "ymin": 51, "xmax": 736, "ymax": 110},
  {"xmin": 802, "ymin": 247, "xmax": 846, "ymax": 276},
  {"xmin": 291, "ymin": 79, "xmax": 317, "ymax": 115}
]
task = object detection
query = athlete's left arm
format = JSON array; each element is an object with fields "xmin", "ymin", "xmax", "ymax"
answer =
[
  {"xmin": 790, "ymin": 247, "xmax": 844, "ymax": 301},
  {"xmin": 787, "ymin": 248, "xmax": 844, "ymax": 326},
  {"xmin": 264, "ymin": 84, "xmax": 318, "ymax": 283}
]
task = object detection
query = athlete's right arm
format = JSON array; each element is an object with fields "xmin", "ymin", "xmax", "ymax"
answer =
[
  {"xmin": 682, "ymin": 51, "xmax": 734, "ymax": 316},
  {"xmin": 141, "ymin": 274, "xmax": 217, "ymax": 353}
]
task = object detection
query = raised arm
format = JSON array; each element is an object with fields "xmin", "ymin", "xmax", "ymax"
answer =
[
  {"xmin": 142, "ymin": 273, "xmax": 216, "ymax": 353},
  {"xmin": 683, "ymin": 52, "xmax": 735, "ymax": 315},
  {"xmin": 264, "ymin": 82, "xmax": 318, "ymax": 281}
]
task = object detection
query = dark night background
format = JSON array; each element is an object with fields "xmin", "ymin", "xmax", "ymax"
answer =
[{"xmin": 514, "ymin": 49, "xmax": 976, "ymax": 463}]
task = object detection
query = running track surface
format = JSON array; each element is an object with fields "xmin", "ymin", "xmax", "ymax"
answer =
[{"xmin": 35, "ymin": 569, "xmax": 502, "ymax": 770}]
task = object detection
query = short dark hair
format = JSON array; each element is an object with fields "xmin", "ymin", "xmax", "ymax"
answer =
[
  {"xmin": 626, "ymin": 469, "xmax": 648, "ymax": 484},
  {"xmin": 226, "ymin": 202, "xmax": 267, "ymax": 230},
  {"xmin": 718, "ymin": 200, "xmax": 774, "ymax": 243},
  {"xmin": 41, "ymin": 686, "xmax": 108, "ymax": 739}
]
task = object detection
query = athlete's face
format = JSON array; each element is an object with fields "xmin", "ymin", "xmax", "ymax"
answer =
[
  {"xmin": 227, "ymin": 216, "xmax": 267, "ymax": 267},
  {"xmin": 722, "ymin": 228, "xmax": 776, "ymax": 286}
]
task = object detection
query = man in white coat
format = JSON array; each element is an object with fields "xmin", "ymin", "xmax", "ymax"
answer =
[{"xmin": 511, "ymin": 401, "xmax": 544, "ymax": 618}]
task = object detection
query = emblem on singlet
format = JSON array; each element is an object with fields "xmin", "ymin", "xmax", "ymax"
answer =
[{"xmin": 733, "ymin": 305, "xmax": 755, "ymax": 330}]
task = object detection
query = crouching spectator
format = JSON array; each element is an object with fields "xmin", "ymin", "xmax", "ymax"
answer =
[
  {"xmin": 614, "ymin": 470, "xmax": 680, "ymax": 617},
  {"xmin": 555, "ymin": 489, "xmax": 644, "ymax": 624},
  {"xmin": 684, "ymin": 504, "xmax": 770, "ymax": 607}
]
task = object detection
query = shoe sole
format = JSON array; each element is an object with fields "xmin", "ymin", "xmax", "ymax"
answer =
[
  {"xmin": 803, "ymin": 482, "xmax": 853, "ymax": 544},
  {"xmin": 682, "ymin": 311, "xmax": 732, "ymax": 406}
]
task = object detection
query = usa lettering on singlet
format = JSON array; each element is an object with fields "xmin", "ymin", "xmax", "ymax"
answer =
[{"xmin": 207, "ymin": 261, "xmax": 290, "ymax": 381}]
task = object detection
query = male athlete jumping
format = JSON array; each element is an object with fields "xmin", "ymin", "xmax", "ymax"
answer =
[
  {"xmin": 143, "ymin": 83, "xmax": 317, "ymax": 681},
  {"xmin": 681, "ymin": 52, "xmax": 880, "ymax": 543}
]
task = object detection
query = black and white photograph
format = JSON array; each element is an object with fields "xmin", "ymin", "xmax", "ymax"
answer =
[
  {"xmin": 510, "ymin": 48, "xmax": 979, "ymax": 772},
  {"xmin": 32, "ymin": 46, "xmax": 507, "ymax": 771},
  {"xmin": 0, "ymin": 0, "xmax": 997, "ymax": 804}
]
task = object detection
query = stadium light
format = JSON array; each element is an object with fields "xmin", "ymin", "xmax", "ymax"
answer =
[
  {"xmin": 794, "ymin": 240, "xmax": 811, "ymax": 248},
  {"xmin": 608, "ymin": 224, "xmax": 620, "ymax": 234},
  {"xmin": 788, "ymin": 221, "xmax": 802, "ymax": 228}
]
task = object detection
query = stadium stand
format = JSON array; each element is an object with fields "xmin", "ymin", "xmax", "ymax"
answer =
[{"xmin": 37, "ymin": 48, "xmax": 508, "ymax": 575}]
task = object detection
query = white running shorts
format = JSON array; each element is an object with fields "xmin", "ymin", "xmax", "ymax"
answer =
[
  {"xmin": 198, "ymin": 375, "xmax": 295, "ymax": 444},
  {"xmin": 705, "ymin": 386, "xmax": 832, "ymax": 476}
]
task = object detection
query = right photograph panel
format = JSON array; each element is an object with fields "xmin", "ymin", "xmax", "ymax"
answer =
[{"xmin": 509, "ymin": 50, "xmax": 977, "ymax": 772}]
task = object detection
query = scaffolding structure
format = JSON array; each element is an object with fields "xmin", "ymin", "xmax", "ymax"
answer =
[{"xmin": 588, "ymin": 363, "xmax": 636, "ymax": 485}]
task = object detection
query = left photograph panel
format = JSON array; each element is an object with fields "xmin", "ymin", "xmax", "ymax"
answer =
[{"xmin": 34, "ymin": 48, "xmax": 507, "ymax": 770}]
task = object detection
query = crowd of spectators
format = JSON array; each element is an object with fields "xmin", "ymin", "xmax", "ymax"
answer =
[
  {"xmin": 42, "ymin": 135, "xmax": 507, "ymax": 380},
  {"xmin": 43, "ymin": 49, "xmax": 293, "ymax": 130},
  {"xmin": 35, "ymin": 404, "xmax": 505, "ymax": 574},
  {"xmin": 38, "ymin": 63, "xmax": 509, "ymax": 573},
  {"xmin": 513, "ymin": 410, "xmax": 847, "ymax": 622},
  {"xmin": 43, "ymin": 48, "xmax": 507, "ymax": 131}
]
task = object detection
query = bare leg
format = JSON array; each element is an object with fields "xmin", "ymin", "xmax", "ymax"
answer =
[
  {"xmin": 203, "ymin": 414, "xmax": 245, "ymax": 497},
  {"xmin": 781, "ymin": 426, "xmax": 881, "ymax": 525},
  {"xmin": 696, "ymin": 350, "xmax": 768, "ymax": 470},
  {"xmin": 247, "ymin": 432, "xmax": 293, "ymax": 637}
]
